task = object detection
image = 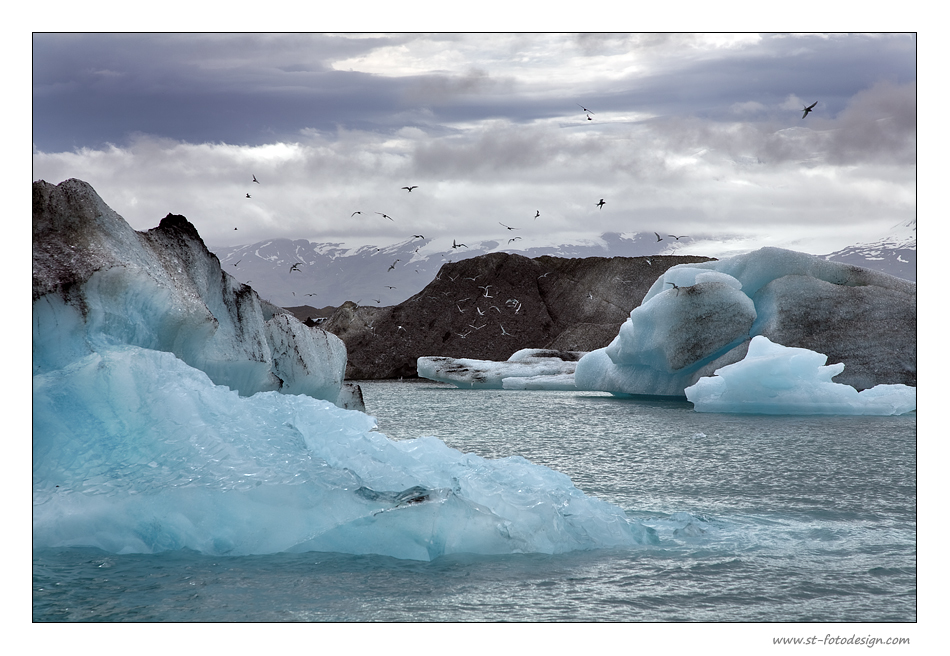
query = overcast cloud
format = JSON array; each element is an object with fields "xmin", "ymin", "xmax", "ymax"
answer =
[{"xmin": 32, "ymin": 33, "xmax": 916, "ymax": 256}]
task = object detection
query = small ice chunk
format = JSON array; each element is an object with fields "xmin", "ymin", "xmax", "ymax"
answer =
[{"xmin": 685, "ymin": 336, "xmax": 916, "ymax": 415}]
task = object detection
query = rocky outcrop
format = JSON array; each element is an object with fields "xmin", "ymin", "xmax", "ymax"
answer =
[
  {"xmin": 321, "ymin": 251, "xmax": 714, "ymax": 379},
  {"xmin": 33, "ymin": 178, "xmax": 349, "ymax": 405}
]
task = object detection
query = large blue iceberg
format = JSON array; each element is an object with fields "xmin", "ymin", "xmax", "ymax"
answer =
[
  {"xmin": 33, "ymin": 179, "xmax": 657, "ymax": 559},
  {"xmin": 575, "ymin": 247, "xmax": 916, "ymax": 410}
]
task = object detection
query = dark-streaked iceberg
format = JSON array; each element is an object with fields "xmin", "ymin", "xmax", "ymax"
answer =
[
  {"xmin": 33, "ymin": 179, "xmax": 658, "ymax": 559},
  {"xmin": 418, "ymin": 349, "xmax": 584, "ymax": 389},
  {"xmin": 575, "ymin": 247, "xmax": 916, "ymax": 406},
  {"xmin": 33, "ymin": 178, "xmax": 347, "ymax": 403}
]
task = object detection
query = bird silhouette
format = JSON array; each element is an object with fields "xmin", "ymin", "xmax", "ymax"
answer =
[
  {"xmin": 534, "ymin": 210, "xmax": 540, "ymax": 219},
  {"xmin": 289, "ymin": 263, "xmax": 302, "ymax": 273},
  {"xmin": 508, "ymin": 237, "xmax": 522, "ymax": 244},
  {"xmin": 499, "ymin": 222, "xmax": 517, "ymax": 230},
  {"xmin": 375, "ymin": 212, "xmax": 394, "ymax": 221},
  {"xmin": 351, "ymin": 211, "xmax": 362, "ymax": 217},
  {"xmin": 597, "ymin": 199, "xmax": 605, "ymax": 210},
  {"xmin": 253, "ymin": 175, "xmax": 260, "ymax": 184},
  {"xmin": 669, "ymin": 234, "xmax": 688, "ymax": 240},
  {"xmin": 452, "ymin": 239, "xmax": 467, "ymax": 249},
  {"xmin": 246, "ymin": 193, "xmax": 251, "ymax": 198},
  {"xmin": 412, "ymin": 234, "xmax": 425, "ymax": 239},
  {"xmin": 802, "ymin": 101, "xmax": 817, "ymax": 119},
  {"xmin": 388, "ymin": 259, "xmax": 400, "ymax": 271},
  {"xmin": 401, "ymin": 186, "xmax": 418, "ymax": 192},
  {"xmin": 577, "ymin": 103, "xmax": 594, "ymax": 114},
  {"xmin": 654, "ymin": 232, "xmax": 663, "ymax": 242}
]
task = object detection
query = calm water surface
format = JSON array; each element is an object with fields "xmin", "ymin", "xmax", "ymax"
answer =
[{"xmin": 34, "ymin": 381, "xmax": 916, "ymax": 622}]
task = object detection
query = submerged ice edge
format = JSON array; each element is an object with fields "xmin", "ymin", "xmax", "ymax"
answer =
[{"xmin": 33, "ymin": 345, "xmax": 658, "ymax": 560}]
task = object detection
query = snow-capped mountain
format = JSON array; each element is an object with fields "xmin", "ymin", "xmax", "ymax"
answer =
[
  {"xmin": 210, "ymin": 221, "xmax": 916, "ymax": 309},
  {"xmin": 821, "ymin": 219, "xmax": 916, "ymax": 282},
  {"xmin": 209, "ymin": 232, "xmax": 687, "ymax": 308}
]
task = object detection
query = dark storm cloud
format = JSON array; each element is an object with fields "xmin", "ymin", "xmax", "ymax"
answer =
[{"xmin": 32, "ymin": 33, "xmax": 417, "ymax": 150}]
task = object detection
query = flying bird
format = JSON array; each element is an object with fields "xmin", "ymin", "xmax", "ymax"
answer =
[
  {"xmin": 385, "ymin": 285, "xmax": 396, "ymax": 289},
  {"xmin": 452, "ymin": 239, "xmax": 467, "ymax": 249},
  {"xmin": 654, "ymin": 232, "xmax": 663, "ymax": 242},
  {"xmin": 534, "ymin": 210, "xmax": 540, "ymax": 219},
  {"xmin": 412, "ymin": 234, "xmax": 425, "ymax": 239},
  {"xmin": 388, "ymin": 259, "xmax": 400, "ymax": 271},
  {"xmin": 508, "ymin": 237, "xmax": 522, "ymax": 244},
  {"xmin": 233, "ymin": 260, "xmax": 241, "ymax": 266},
  {"xmin": 246, "ymin": 193, "xmax": 251, "ymax": 198},
  {"xmin": 253, "ymin": 175, "xmax": 260, "ymax": 184},
  {"xmin": 351, "ymin": 211, "xmax": 362, "ymax": 217},
  {"xmin": 375, "ymin": 212, "xmax": 394, "ymax": 221},
  {"xmin": 499, "ymin": 222, "xmax": 517, "ymax": 230},
  {"xmin": 289, "ymin": 263, "xmax": 302, "ymax": 273},
  {"xmin": 401, "ymin": 186, "xmax": 418, "ymax": 192},
  {"xmin": 597, "ymin": 199, "xmax": 605, "ymax": 210},
  {"xmin": 802, "ymin": 101, "xmax": 817, "ymax": 119},
  {"xmin": 669, "ymin": 234, "xmax": 688, "ymax": 240},
  {"xmin": 577, "ymin": 103, "xmax": 594, "ymax": 114},
  {"xmin": 666, "ymin": 282, "xmax": 681, "ymax": 290}
]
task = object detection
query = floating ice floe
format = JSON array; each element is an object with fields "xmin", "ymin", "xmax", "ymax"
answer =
[
  {"xmin": 418, "ymin": 349, "xmax": 584, "ymax": 389},
  {"xmin": 684, "ymin": 336, "xmax": 916, "ymax": 415},
  {"xmin": 33, "ymin": 344, "xmax": 656, "ymax": 559}
]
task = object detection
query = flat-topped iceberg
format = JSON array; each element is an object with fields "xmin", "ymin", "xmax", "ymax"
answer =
[
  {"xmin": 685, "ymin": 336, "xmax": 916, "ymax": 415},
  {"xmin": 575, "ymin": 247, "xmax": 916, "ymax": 400},
  {"xmin": 418, "ymin": 349, "xmax": 584, "ymax": 389}
]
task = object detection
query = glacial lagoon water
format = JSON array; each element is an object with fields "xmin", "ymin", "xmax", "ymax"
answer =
[{"xmin": 33, "ymin": 381, "xmax": 916, "ymax": 622}]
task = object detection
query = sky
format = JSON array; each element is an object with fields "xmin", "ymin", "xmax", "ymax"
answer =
[{"xmin": 32, "ymin": 32, "xmax": 917, "ymax": 257}]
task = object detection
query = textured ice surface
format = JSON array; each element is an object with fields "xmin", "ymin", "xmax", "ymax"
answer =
[
  {"xmin": 576, "ymin": 247, "xmax": 916, "ymax": 398},
  {"xmin": 33, "ymin": 345, "xmax": 656, "ymax": 559},
  {"xmin": 684, "ymin": 336, "xmax": 916, "ymax": 415},
  {"xmin": 32, "ymin": 179, "xmax": 345, "ymax": 404},
  {"xmin": 418, "ymin": 349, "xmax": 584, "ymax": 389}
]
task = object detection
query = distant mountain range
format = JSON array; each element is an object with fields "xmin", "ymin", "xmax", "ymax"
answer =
[
  {"xmin": 210, "ymin": 222, "xmax": 915, "ymax": 310},
  {"xmin": 820, "ymin": 218, "xmax": 916, "ymax": 282}
]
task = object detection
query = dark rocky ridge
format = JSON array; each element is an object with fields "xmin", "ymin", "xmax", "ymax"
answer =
[{"xmin": 321, "ymin": 252, "xmax": 715, "ymax": 379}]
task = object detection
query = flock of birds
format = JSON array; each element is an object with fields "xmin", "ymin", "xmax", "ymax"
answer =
[{"xmin": 233, "ymin": 101, "xmax": 819, "ymax": 304}]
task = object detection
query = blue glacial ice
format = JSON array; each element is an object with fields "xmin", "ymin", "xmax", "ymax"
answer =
[
  {"xmin": 575, "ymin": 247, "xmax": 916, "ymax": 410},
  {"xmin": 684, "ymin": 336, "xmax": 916, "ymax": 415},
  {"xmin": 33, "ymin": 345, "xmax": 654, "ymax": 558},
  {"xmin": 33, "ymin": 179, "xmax": 656, "ymax": 559}
]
